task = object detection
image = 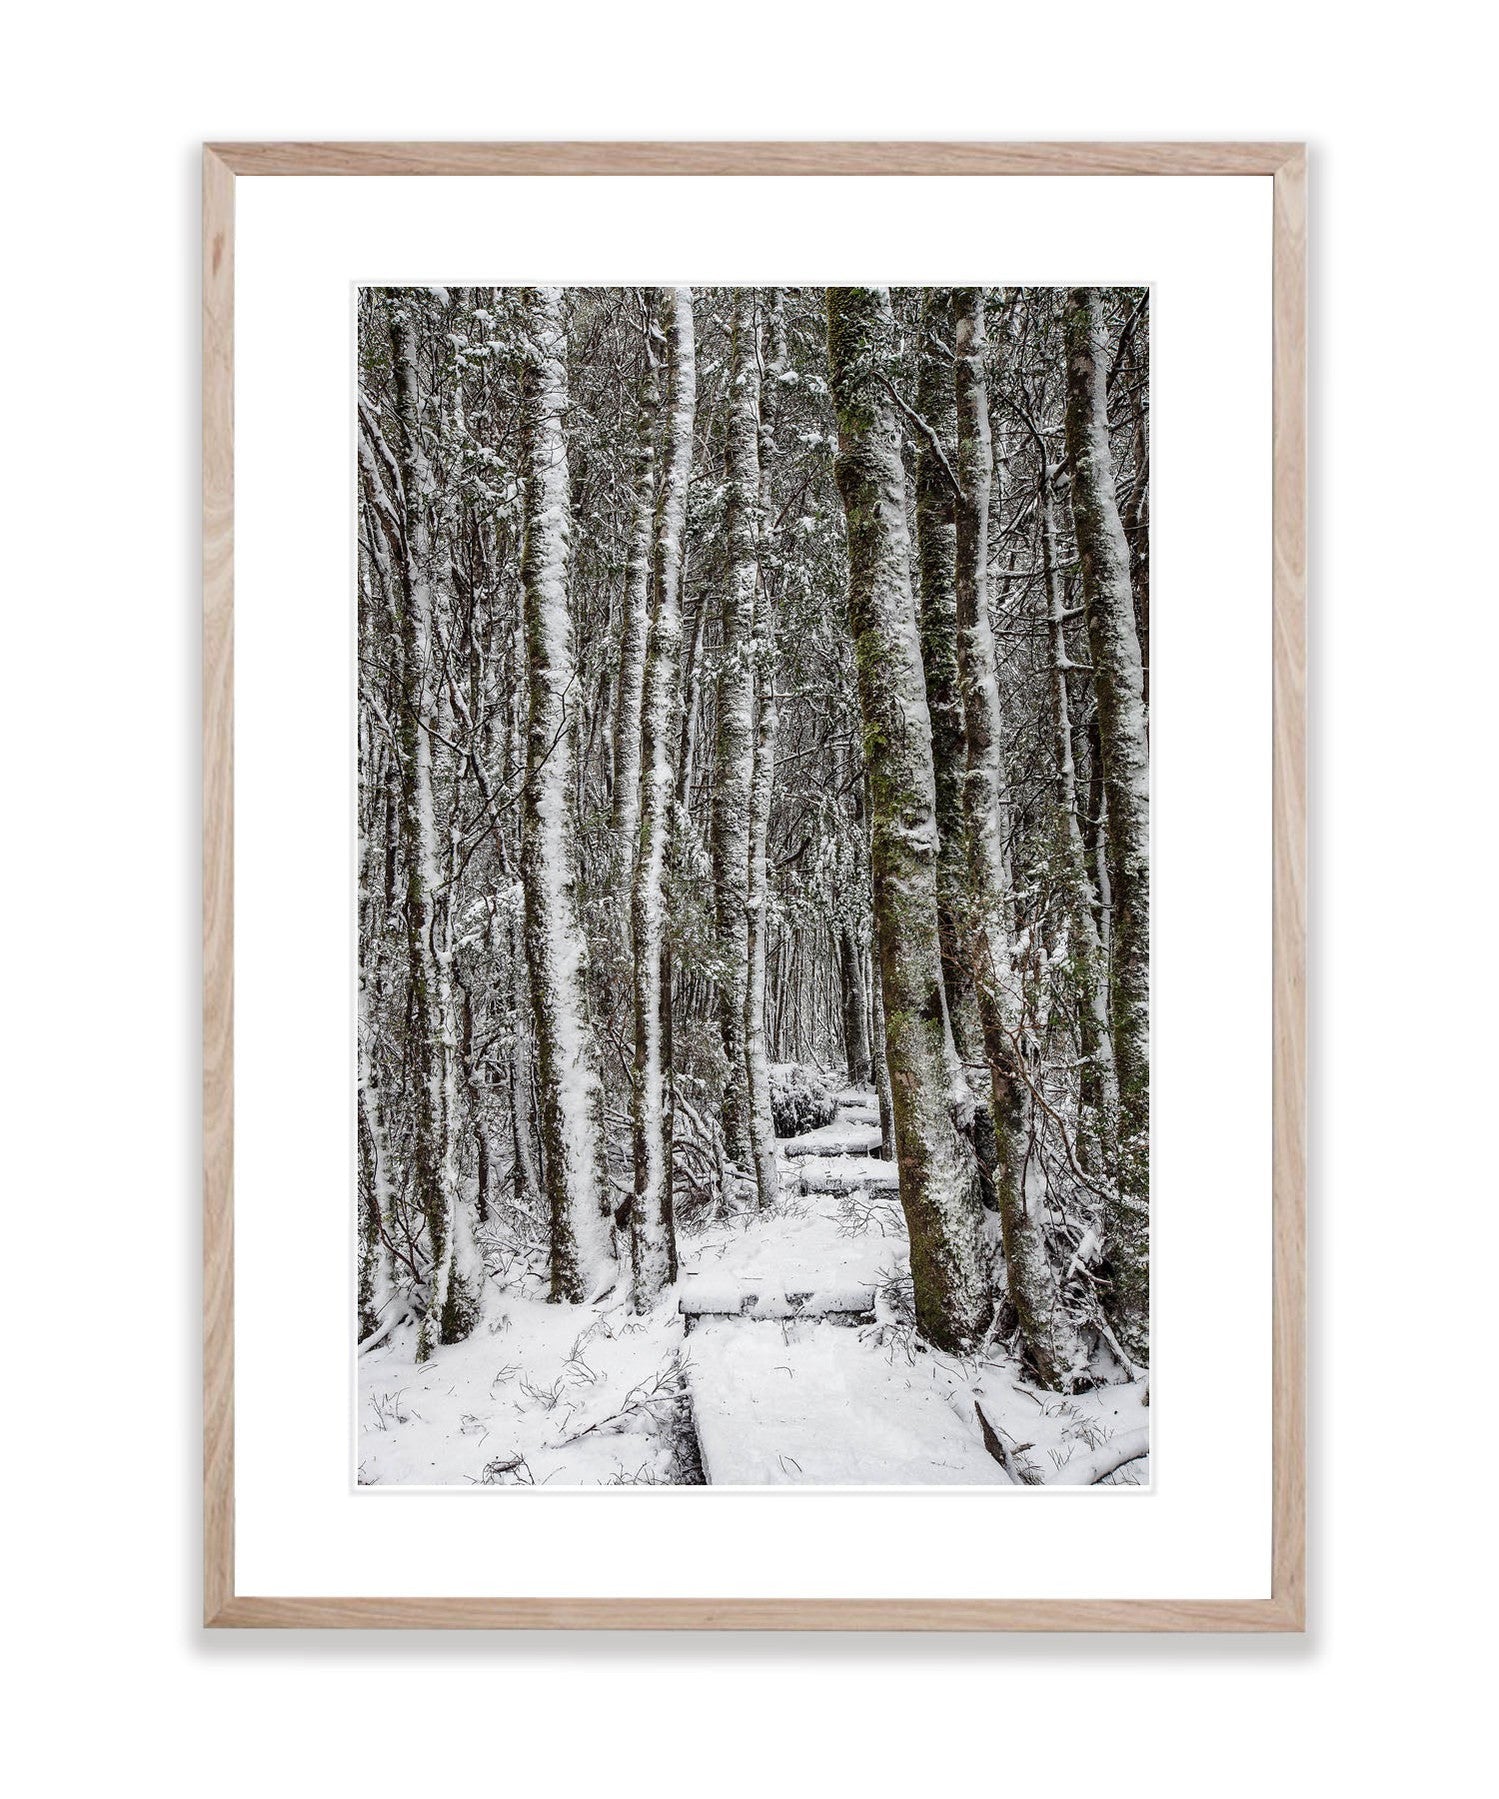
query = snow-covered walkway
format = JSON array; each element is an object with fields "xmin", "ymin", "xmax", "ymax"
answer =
[
  {"xmin": 358, "ymin": 1087, "xmax": 1150, "ymax": 1488},
  {"xmin": 677, "ymin": 1091, "xmax": 1149, "ymax": 1486},
  {"xmin": 678, "ymin": 1088, "xmax": 995, "ymax": 1483}
]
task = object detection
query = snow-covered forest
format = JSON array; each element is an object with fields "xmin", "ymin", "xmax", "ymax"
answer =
[{"xmin": 356, "ymin": 284, "xmax": 1150, "ymax": 1487}]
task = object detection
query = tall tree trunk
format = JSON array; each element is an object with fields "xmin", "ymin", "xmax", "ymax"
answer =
[
  {"xmin": 356, "ymin": 883, "xmax": 393, "ymax": 1341},
  {"xmin": 517, "ymin": 285, "xmax": 613, "ymax": 1304},
  {"xmin": 456, "ymin": 968, "xmax": 489, "ymax": 1225},
  {"xmin": 355, "ymin": 545, "xmax": 398, "ymax": 1341},
  {"xmin": 711, "ymin": 287, "xmax": 759, "ymax": 1172},
  {"xmin": 630, "ymin": 286, "xmax": 695, "ymax": 1302},
  {"xmin": 912, "ymin": 287, "xmax": 998, "ymax": 1215},
  {"xmin": 856, "ymin": 767, "xmax": 897, "ymax": 1159},
  {"xmin": 838, "ymin": 925, "xmax": 872, "ymax": 1084},
  {"xmin": 676, "ymin": 588, "xmax": 708, "ymax": 810},
  {"xmin": 744, "ymin": 288, "xmax": 783, "ymax": 1211},
  {"xmin": 507, "ymin": 906, "xmax": 543, "ymax": 1216},
  {"xmin": 913, "ymin": 287, "xmax": 982, "ymax": 1065},
  {"xmin": 1084, "ymin": 699, "xmax": 1114, "ymax": 960},
  {"xmin": 1041, "ymin": 468, "xmax": 1118, "ymax": 1179},
  {"xmin": 1118, "ymin": 308, "xmax": 1151, "ymax": 708},
  {"xmin": 826, "ymin": 285, "xmax": 988, "ymax": 1354},
  {"xmin": 868, "ymin": 935, "xmax": 897, "ymax": 1160},
  {"xmin": 609, "ymin": 291, "xmax": 658, "ymax": 894},
  {"xmin": 835, "ymin": 742, "xmax": 875, "ymax": 1089},
  {"xmin": 501, "ymin": 634, "xmax": 543, "ymax": 1219},
  {"xmin": 1064, "ymin": 285, "xmax": 1150, "ymax": 1361},
  {"xmin": 389, "ymin": 301, "xmax": 474, "ymax": 1360},
  {"xmin": 952, "ymin": 286, "xmax": 1065, "ymax": 1383}
]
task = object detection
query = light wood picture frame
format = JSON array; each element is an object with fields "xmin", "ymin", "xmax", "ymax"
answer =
[{"xmin": 203, "ymin": 140, "xmax": 1306, "ymax": 1630}]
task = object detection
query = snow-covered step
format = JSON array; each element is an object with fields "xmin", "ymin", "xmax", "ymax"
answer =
[
  {"xmin": 783, "ymin": 1123, "xmax": 882, "ymax": 1159},
  {"xmin": 797, "ymin": 1157, "xmax": 899, "ymax": 1196},
  {"xmin": 679, "ymin": 1277, "xmax": 875, "ymax": 1325},
  {"xmin": 684, "ymin": 1319, "xmax": 1011, "ymax": 1486}
]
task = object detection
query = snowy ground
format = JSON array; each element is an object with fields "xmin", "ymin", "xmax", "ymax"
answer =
[{"xmin": 357, "ymin": 1087, "xmax": 1150, "ymax": 1487}]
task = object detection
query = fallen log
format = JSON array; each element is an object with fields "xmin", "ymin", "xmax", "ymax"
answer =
[{"xmin": 1045, "ymin": 1426, "xmax": 1151, "ymax": 1486}]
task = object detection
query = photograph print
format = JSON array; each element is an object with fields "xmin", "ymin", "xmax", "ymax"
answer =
[{"xmin": 356, "ymin": 284, "xmax": 1150, "ymax": 1487}]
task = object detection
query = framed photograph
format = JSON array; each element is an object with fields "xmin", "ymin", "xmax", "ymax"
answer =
[{"xmin": 204, "ymin": 141, "xmax": 1305, "ymax": 1629}]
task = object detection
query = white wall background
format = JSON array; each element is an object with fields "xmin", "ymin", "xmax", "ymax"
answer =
[{"xmin": 5, "ymin": 4, "xmax": 1491, "ymax": 1793}]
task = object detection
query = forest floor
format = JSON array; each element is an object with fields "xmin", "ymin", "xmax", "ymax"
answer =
[{"xmin": 357, "ymin": 1089, "xmax": 1151, "ymax": 1488}]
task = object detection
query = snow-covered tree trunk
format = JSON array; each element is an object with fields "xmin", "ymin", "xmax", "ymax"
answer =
[
  {"xmin": 356, "ymin": 841, "xmax": 393, "ymax": 1339},
  {"xmin": 676, "ymin": 586, "xmax": 708, "ymax": 810},
  {"xmin": 609, "ymin": 293, "xmax": 658, "ymax": 893},
  {"xmin": 1064, "ymin": 286, "xmax": 1150, "ymax": 1360},
  {"xmin": 743, "ymin": 666, "xmax": 780, "ymax": 1209},
  {"xmin": 1112, "ymin": 300, "xmax": 1152, "ymax": 706},
  {"xmin": 508, "ymin": 918, "xmax": 543, "ymax": 1213},
  {"xmin": 502, "ymin": 636, "xmax": 543, "ymax": 1219},
  {"xmin": 630, "ymin": 286, "xmax": 695, "ymax": 1302},
  {"xmin": 517, "ymin": 286, "xmax": 613, "ymax": 1305},
  {"xmin": 826, "ymin": 285, "xmax": 988, "ymax": 1354},
  {"xmin": 1041, "ymin": 468, "xmax": 1118, "ymax": 1178},
  {"xmin": 912, "ymin": 287, "xmax": 999, "ymax": 1214},
  {"xmin": 355, "ymin": 516, "xmax": 398, "ymax": 1341},
  {"xmin": 952, "ymin": 286, "xmax": 1065, "ymax": 1384},
  {"xmin": 388, "ymin": 301, "xmax": 475, "ymax": 1360},
  {"xmin": 744, "ymin": 289, "xmax": 783, "ymax": 1212},
  {"xmin": 1084, "ymin": 702, "xmax": 1114, "ymax": 961},
  {"xmin": 711, "ymin": 286, "xmax": 760, "ymax": 1173},
  {"xmin": 913, "ymin": 287, "xmax": 982, "ymax": 1067}
]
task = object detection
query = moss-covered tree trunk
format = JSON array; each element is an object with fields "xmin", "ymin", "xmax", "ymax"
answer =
[
  {"xmin": 1063, "ymin": 285, "xmax": 1150, "ymax": 1362},
  {"xmin": 952, "ymin": 286, "xmax": 1065, "ymax": 1383},
  {"xmin": 630, "ymin": 287, "xmax": 695, "ymax": 1302},
  {"xmin": 826, "ymin": 285, "xmax": 988, "ymax": 1353},
  {"xmin": 912, "ymin": 286, "xmax": 998, "ymax": 1215},
  {"xmin": 913, "ymin": 288, "xmax": 982, "ymax": 1065},
  {"xmin": 711, "ymin": 286, "xmax": 760, "ymax": 1173},
  {"xmin": 517, "ymin": 285, "xmax": 613, "ymax": 1305}
]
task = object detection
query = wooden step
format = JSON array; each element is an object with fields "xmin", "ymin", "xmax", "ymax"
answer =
[
  {"xmin": 798, "ymin": 1164, "xmax": 900, "ymax": 1196},
  {"xmin": 783, "ymin": 1124, "xmax": 882, "ymax": 1159},
  {"xmin": 678, "ymin": 1279, "xmax": 876, "ymax": 1327}
]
